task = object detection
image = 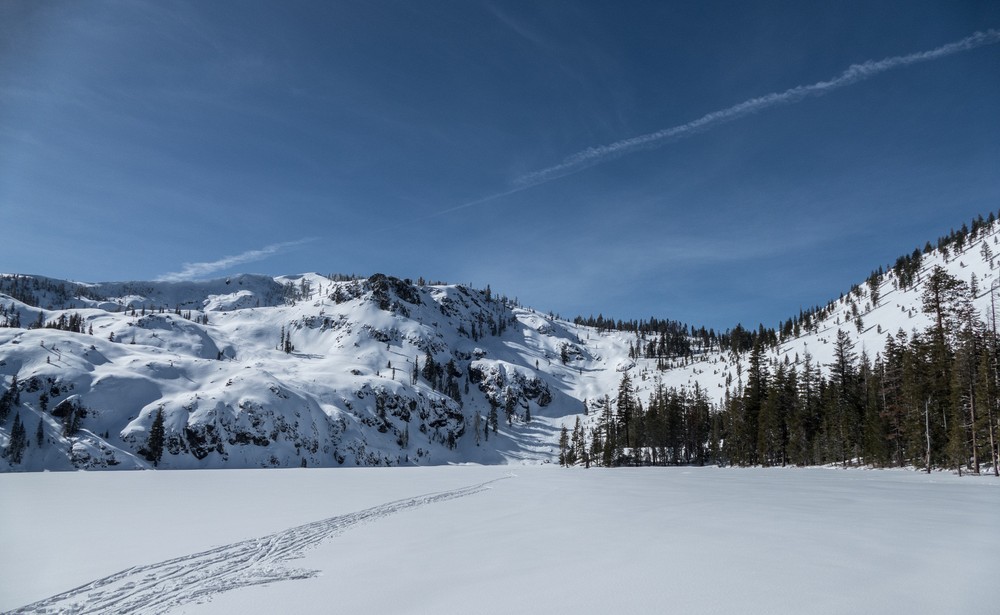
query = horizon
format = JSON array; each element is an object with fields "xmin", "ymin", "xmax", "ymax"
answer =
[{"xmin": 2, "ymin": 1, "xmax": 998, "ymax": 331}]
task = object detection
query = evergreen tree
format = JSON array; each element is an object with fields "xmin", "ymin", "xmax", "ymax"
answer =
[
  {"xmin": 488, "ymin": 399, "xmax": 499, "ymax": 434},
  {"xmin": 664, "ymin": 389, "xmax": 683, "ymax": 464},
  {"xmin": 598, "ymin": 395, "xmax": 617, "ymax": 467},
  {"xmin": 0, "ymin": 382, "xmax": 11, "ymax": 423},
  {"xmin": 788, "ymin": 353, "xmax": 818, "ymax": 466},
  {"xmin": 503, "ymin": 386, "xmax": 517, "ymax": 426},
  {"xmin": 922, "ymin": 267, "xmax": 962, "ymax": 426},
  {"xmin": 145, "ymin": 408, "xmax": 166, "ymax": 467},
  {"xmin": 558, "ymin": 425, "xmax": 569, "ymax": 466},
  {"xmin": 6, "ymin": 413, "xmax": 27, "ymax": 463},
  {"xmin": 570, "ymin": 417, "xmax": 585, "ymax": 466},
  {"xmin": 758, "ymin": 365, "xmax": 794, "ymax": 466},
  {"xmin": 949, "ymin": 294, "xmax": 981, "ymax": 474},
  {"xmin": 686, "ymin": 385, "xmax": 712, "ymax": 466},
  {"xmin": 421, "ymin": 349, "xmax": 439, "ymax": 388},
  {"xmin": 861, "ymin": 352, "xmax": 889, "ymax": 467},
  {"xmin": 880, "ymin": 333, "xmax": 908, "ymax": 466},
  {"xmin": 979, "ymin": 303, "xmax": 1000, "ymax": 475},
  {"xmin": 617, "ymin": 373, "xmax": 636, "ymax": 448},
  {"xmin": 829, "ymin": 329, "xmax": 861, "ymax": 465},
  {"xmin": 590, "ymin": 428, "xmax": 604, "ymax": 467},
  {"xmin": 728, "ymin": 341, "xmax": 768, "ymax": 465}
]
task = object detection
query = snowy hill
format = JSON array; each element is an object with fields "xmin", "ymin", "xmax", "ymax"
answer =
[
  {"xmin": 0, "ymin": 271, "xmax": 640, "ymax": 470},
  {"xmin": 640, "ymin": 215, "xmax": 1000, "ymax": 403},
  {"xmin": 1, "ymin": 213, "xmax": 997, "ymax": 471}
]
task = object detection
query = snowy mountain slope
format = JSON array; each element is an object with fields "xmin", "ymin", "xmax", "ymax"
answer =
[
  {"xmin": 1, "ymin": 214, "xmax": 996, "ymax": 471},
  {"xmin": 0, "ymin": 272, "xmax": 641, "ymax": 470},
  {"xmin": 636, "ymin": 216, "xmax": 1000, "ymax": 405}
]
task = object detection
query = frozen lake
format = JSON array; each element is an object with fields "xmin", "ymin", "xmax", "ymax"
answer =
[{"xmin": 2, "ymin": 466, "xmax": 997, "ymax": 614}]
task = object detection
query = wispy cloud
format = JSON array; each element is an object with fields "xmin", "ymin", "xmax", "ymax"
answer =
[
  {"xmin": 157, "ymin": 238, "xmax": 316, "ymax": 282},
  {"xmin": 514, "ymin": 29, "xmax": 1000, "ymax": 187}
]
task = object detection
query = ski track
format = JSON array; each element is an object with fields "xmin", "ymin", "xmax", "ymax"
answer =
[{"xmin": 12, "ymin": 477, "xmax": 509, "ymax": 614}]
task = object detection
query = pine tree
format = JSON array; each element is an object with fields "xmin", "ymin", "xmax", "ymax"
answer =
[
  {"xmin": 504, "ymin": 387, "xmax": 516, "ymax": 426},
  {"xmin": 558, "ymin": 425, "xmax": 570, "ymax": 466},
  {"xmin": 829, "ymin": 329, "xmax": 861, "ymax": 465},
  {"xmin": 488, "ymin": 399, "xmax": 499, "ymax": 434},
  {"xmin": 688, "ymin": 384, "xmax": 713, "ymax": 466},
  {"xmin": 758, "ymin": 365, "xmax": 793, "ymax": 466},
  {"xmin": 146, "ymin": 408, "xmax": 166, "ymax": 467},
  {"xmin": 569, "ymin": 417, "xmax": 585, "ymax": 466},
  {"xmin": 980, "ymin": 296, "xmax": 1000, "ymax": 475},
  {"xmin": 921, "ymin": 267, "xmax": 965, "ymax": 469},
  {"xmin": 949, "ymin": 310, "xmax": 979, "ymax": 474},
  {"xmin": 6, "ymin": 413, "xmax": 27, "ymax": 463},
  {"xmin": 664, "ymin": 389, "xmax": 683, "ymax": 465},
  {"xmin": 421, "ymin": 349, "xmax": 438, "ymax": 388},
  {"xmin": 861, "ymin": 352, "xmax": 889, "ymax": 467},
  {"xmin": 617, "ymin": 373, "xmax": 635, "ymax": 448},
  {"xmin": 590, "ymin": 429, "xmax": 604, "ymax": 467},
  {"xmin": 0, "ymin": 383, "xmax": 11, "ymax": 423},
  {"xmin": 35, "ymin": 416, "xmax": 44, "ymax": 447},
  {"xmin": 599, "ymin": 395, "xmax": 616, "ymax": 467},
  {"xmin": 789, "ymin": 353, "xmax": 818, "ymax": 466},
  {"xmin": 880, "ymin": 333, "xmax": 908, "ymax": 466}
]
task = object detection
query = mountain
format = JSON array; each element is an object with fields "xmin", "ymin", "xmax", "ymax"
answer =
[
  {"xmin": 0, "ymin": 272, "xmax": 629, "ymax": 470},
  {"xmin": 1, "ymin": 213, "xmax": 997, "ymax": 472},
  {"xmin": 649, "ymin": 216, "xmax": 1000, "ymax": 400}
]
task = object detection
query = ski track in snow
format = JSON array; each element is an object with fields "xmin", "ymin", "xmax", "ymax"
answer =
[{"xmin": 12, "ymin": 477, "xmax": 509, "ymax": 614}]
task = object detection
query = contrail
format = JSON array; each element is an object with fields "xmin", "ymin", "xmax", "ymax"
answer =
[
  {"xmin": 514, "ymin": 29, "xmax": 1000, "ymax": 187},
  {"xmin": 157, "ymin": 238, "xmax": 316, "ymax": 281}
]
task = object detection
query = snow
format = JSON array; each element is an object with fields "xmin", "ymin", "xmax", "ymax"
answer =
[
  {"xmin": 653, "ymin": 220, "xmax": 1000, "ymax": 400},
  {"xmin": 1, "ymin": 220, "xmax": 998, "ymax": 612},
  {"xmin": 3, "ymin": 220, "xmax": 998, "ymax": 471},
  {"xmin": 2, "ymin": 466, "xmax": 997, "ymax": 614},
  {"xmin": 0, "ymin": 276, "xmax": 596, "ymax": 470}
]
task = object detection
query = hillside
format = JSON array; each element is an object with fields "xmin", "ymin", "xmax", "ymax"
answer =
[
  {"xmin": 0, "ymin": 272, "xmax": 641, "ymax": 470},
  {"xmin": 642, "ymin": 215, "xmax": 1000, "ymax": 400},
  {"xmin": 1, "ymin": 213, "xmax": 998, "ymax": 471}
]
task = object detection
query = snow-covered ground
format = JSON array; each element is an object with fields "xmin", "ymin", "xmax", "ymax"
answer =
[{"xmin": 2, "ymin": 466, "xmax": 997, "ymax": 614}]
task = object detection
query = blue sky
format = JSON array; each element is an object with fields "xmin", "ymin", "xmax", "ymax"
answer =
[{"xmin": 1, "ymin": 1, "xmax": 998, "ymax": 330}]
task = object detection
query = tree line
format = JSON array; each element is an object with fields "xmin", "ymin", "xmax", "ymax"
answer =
[
  {"xmin": 564, "ymin": 265, "xmax": 999, "ymax": 475},
  {"xmin": 716, "ymin": 264, "xmax": 997, "ymax": 474}
]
